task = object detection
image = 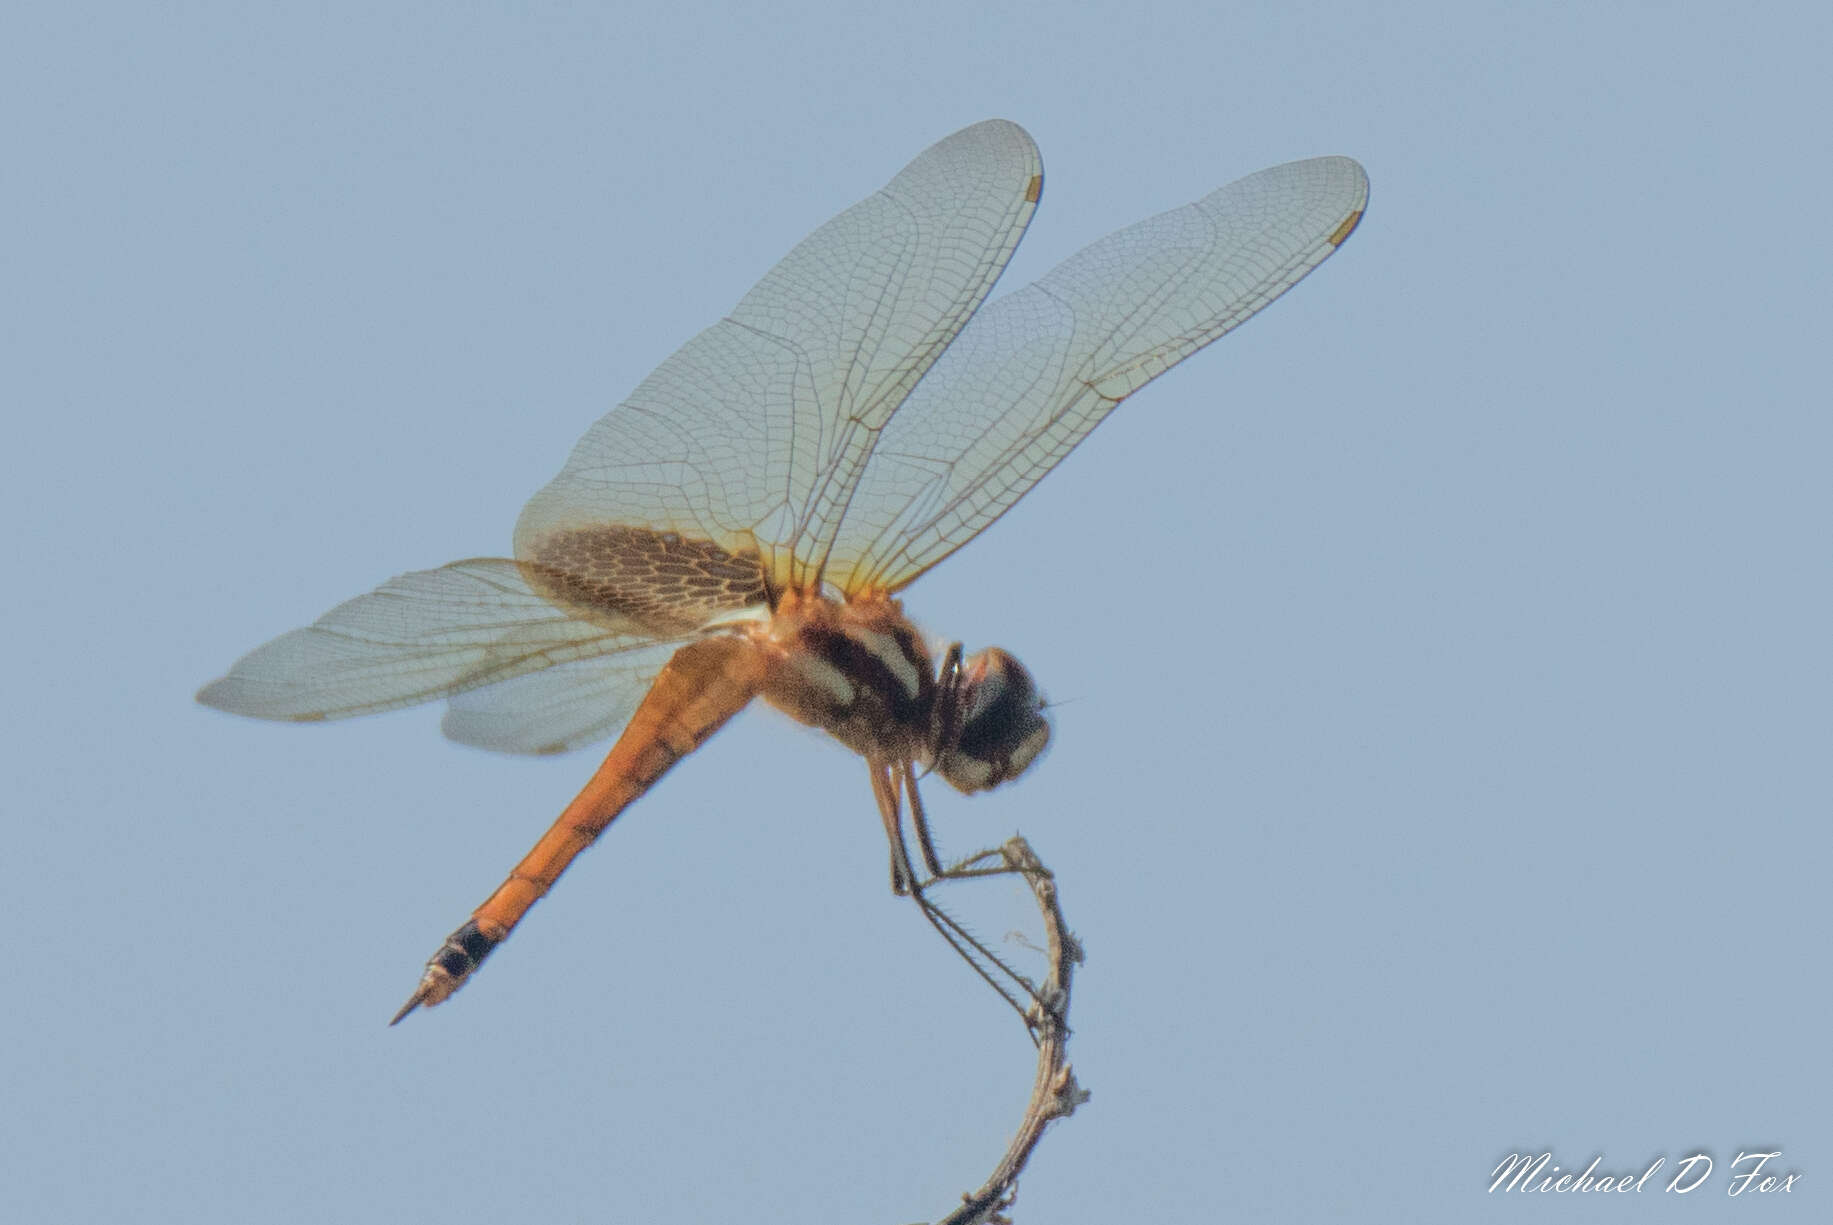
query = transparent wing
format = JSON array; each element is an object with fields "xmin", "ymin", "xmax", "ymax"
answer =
[
  {"xmin": 439, "ymin": 643, "xmax": 687, "ymax": 755},
  {"xmin": 196, "ymin": 559, "xmax": 697, "ymax": 744},
  {"xmin": 515, "ymin": 119, "xmax": 1043, "ymax": 593},
  {"xmin": 824, "ymin": 156, "xmax": 1368, "ymax": 594}
]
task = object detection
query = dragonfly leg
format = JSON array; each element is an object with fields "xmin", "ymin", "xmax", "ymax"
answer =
[
  {"xmin": 891, "ymin": 764, "xmax": 1055, "ymax": 1032},
  {"xmin": 903, "ymin": 765, "xmax": 947, "ymax": 880},
  {"xmin": 868, "ymin": 755, "xmax": 919, "ymax": 895}
]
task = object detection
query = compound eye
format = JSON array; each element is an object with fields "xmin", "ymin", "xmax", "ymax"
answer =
[{"xmin": 937, "ymin": 647, "xmax": 1050, "ymax": 793}]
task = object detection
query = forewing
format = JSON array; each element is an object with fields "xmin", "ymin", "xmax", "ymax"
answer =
[
  {"xmin": 197, "ymin": 559, "xmax": 692, "ymax": 744},
  {"xmin": 825, "ymin": 156, "xmax": 1368, "ymax": 593},
  {"xmin": 514, "ymin": 119, "xmax": 1043, "ymax": 592}
]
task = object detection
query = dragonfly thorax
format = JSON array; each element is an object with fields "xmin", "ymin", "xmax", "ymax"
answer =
[{"xmin": 754, "ymin": 591, "xmax": 1049, "ymax": 794}]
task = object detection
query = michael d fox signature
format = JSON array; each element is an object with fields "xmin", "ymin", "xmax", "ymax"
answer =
[{"xmin": 1490, "ymin": 1151, "xmax": 1800, "ymax": 1195}]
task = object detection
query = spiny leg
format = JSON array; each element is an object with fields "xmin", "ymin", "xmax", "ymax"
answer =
[
  {"xmin": 868, "ymin": 754, "xmax": 920, "ymax": 896},
  {"xmin": 908, "ymin": 772, "xmax": 1050, "ymax": 1024},
  {"xmin": 906, "ymin": 755, "xmax": 947, "ymax": 881},
  {"xmin": 878, "ymin": 761, "xmax": 1056, "ymax": 1033}
]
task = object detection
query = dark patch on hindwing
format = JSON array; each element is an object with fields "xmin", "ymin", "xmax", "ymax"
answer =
[{"xmin": 519, "ymin": 525, "xmax": 767, "ymax": 635}]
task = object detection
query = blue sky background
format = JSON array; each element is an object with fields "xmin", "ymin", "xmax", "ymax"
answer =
[{"xmin": 6, "ymin": 3, "xmax": 1826, "ymax": 1222}]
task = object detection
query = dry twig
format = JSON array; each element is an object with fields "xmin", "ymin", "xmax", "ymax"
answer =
[{"xmin": 922, "ymin": 836, "xmax": 1088, "ymax": 1225}]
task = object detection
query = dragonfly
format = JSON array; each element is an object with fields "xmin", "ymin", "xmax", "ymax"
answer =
[{"xmin": 198, "ymin": 119, "xmax": 1366, "ymax": 1024}]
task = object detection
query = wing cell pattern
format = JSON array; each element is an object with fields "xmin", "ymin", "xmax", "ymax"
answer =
[
  {"xmin": 827, "ymin": 155, "xmax": 1368, "ymax": 592},
  {"xmin": 520, "ymin": 525, "xmax": 767, "ymax": 637},
  {"xmin": 515, "ymin": 119, "xmax": 1044, "ymax": 592},
  {"xmin": 439, "ymin": 645, "xmax": 685, "ymax": 755},
  {"xmin": 201, "ymin": 131, "xmax": 1367, "ymax": 757},
  {"xmin": 197, "ymin": 559, "xmax": 699, "ymax": 748}
]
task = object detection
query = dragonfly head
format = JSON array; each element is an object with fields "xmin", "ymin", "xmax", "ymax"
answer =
[{"xmin": 931, "ymin": 644, "xmax": 1051, "ymax": 794}]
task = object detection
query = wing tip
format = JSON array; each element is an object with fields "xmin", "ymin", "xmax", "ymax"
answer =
[
  {"xmin": 195, "ymin": 677, "xmax": 247, "ymax": 715},
  {"xmin": 1327, "ymin": 207, "xmax": 1365, "ymax": 247},
  {"xmin": 196, "ymin": 675, "xmax": 331, "ymax": 722},
  {"xmin": 935, "ymin": 118, "xmax": 1044, "ymax": 190}
]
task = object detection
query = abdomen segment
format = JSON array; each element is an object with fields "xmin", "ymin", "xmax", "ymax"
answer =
[{"xmin": 390, "ymin": 635, "xmax": 766, "ymax": 1023}]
